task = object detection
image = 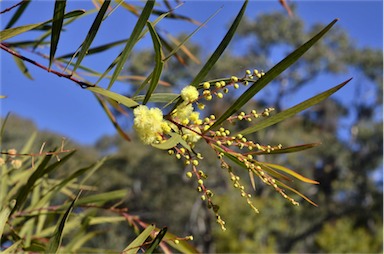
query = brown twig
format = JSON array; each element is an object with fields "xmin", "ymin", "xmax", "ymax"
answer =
[
  {"xmin": 0, "ymin": 43, "xmax": 95, "ymax": 88},
  {"xmin": 0, "ymin": 0, "xmax": 25, "ymax": 14}
]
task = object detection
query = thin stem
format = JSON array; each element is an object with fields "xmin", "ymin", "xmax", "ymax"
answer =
[{"xmin": 0, "ymin": 0, "xmax": 24, "ymax": 14}]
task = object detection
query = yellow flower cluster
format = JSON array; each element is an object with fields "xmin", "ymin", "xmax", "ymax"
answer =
[{"xmin": 133, "ymin": 105, "xmax": 170, "ymax": 144}]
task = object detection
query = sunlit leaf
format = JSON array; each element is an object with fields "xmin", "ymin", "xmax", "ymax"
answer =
[
  {"xmin": 210, "ymin": 18, "xmax": 339, "ymax": 130},
  {"xmin": 145, "ymin": 227, "xmax": 167, "ymax": 253},
  {"xmin": 49, "ymin": 0, "xmax": 67, "ymax": 69},
  {"xmin": 238, "ymin": 78, "xmax": 351, "ymax": 135},
  {"xmin": 133, "ymin": 93, "xmax": 178, "ymax": 103},
  {"xmin": 164, "ymin": 232, "xmax": 199, "ymax": 253},
  {"xmin": 276, "ymin": 180, "xmax": 318, "ymax": 206},
  {"xmin": 260, "ymin": 162, "xmax": 319, "ymax": 184},
  {"xmin": 87, "ymin": 86, "xmax": 139, "ymax": 108},
  {"xmin": 123, "ymin": 224, "xmax": 155, "ymax": 254}
]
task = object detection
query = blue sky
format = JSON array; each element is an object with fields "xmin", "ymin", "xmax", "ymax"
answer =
[{"xmin": 0, "ymin": 1, "xmax": 383, "ymax": 145}]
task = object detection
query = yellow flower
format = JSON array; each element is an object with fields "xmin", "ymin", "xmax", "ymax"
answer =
[
  {"xmin": 174, "ymin": 102, "xmax": 193, "ymax": 122},
  {"xmin": 181, "ymin": 85, "xmax": 199, "ymax": 102},
  {"xmin": 133, "ymin": 105, "xmax": 164, "ymax": 144},
  {"xmin": 183, "ymin": 126, "xmax": 202, "ymax": 143}
]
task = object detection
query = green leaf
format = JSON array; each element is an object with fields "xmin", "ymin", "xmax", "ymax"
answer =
[
  {"xmin": 106, "ymin": 0, "xmax": 155, "ymax": 90},
  {"xmin": 143, "ymin": 22, "xmax": 164, "ymax": 104},
  {"xmin": 74, "ymin": 190, "xmax": 127, "ymax": 207},
  {"xmin": 0, "ymin": 10, "xmax": 84, "ymax": 42},
  {"xmin": 123, "ymin": 224, "xmax": 155, "ymax": 254},
  {"xmin": 151, "ymin": 133, "xmax": 183, "ymax": 150},
  {"xmin": 12, "ymin": 53, "xmax": 33, "ymax": 80},
  {"xmin": 260, "ymin": 162, "xmax": 319, "ymax": 184},
  {"xmin": 45, "ymin": 191, "xmax": 81, "ymax": 254},
  {"xmin": 88, "ymin": 216, "xmax": 126, "ymax": 225},
  {"xmin": 5, "ymin": 1, "xmax": 31, "ymax": 29},
  {"xmin": 145, "ymin": 227, "xmax": 167, "ymax": 253},
  {"xmin": 276, "ymin": 180, "xmax": 318, "ymax": 206},
  {"xmin": 189, "ymin": 1, "xmax": 248, "ymax": 88},
  {"xmin": 0, "ymin": 200, "xmax": 16, "ymax": 239},
  {"xmin": 133, "ymin": 93, "xmax": 178, "ymax": 103},
  {"xmin": 12, "ymin": 151, "xmax": 75, "ymax": 214},
  {"xmin": 72, "ymin": 0, "xmax": 111, "ymax": 74},
  {"xmin": 164, "ymin": 232, "xmax": 199, "ymax": 253},
  {"xmin": 238, "ymin": 78, "xmax": 351, "ymax": 135},
  {"xmin": 49, "ymin": 0, "xmax": 67, "ymax": 69},
  {"xmin": 210, "ymin": 18, "xmax": 340, "ymax": 130},
  {"xmin": 87, "ymin": 86, "xmax": 139, "ymax": 108}
]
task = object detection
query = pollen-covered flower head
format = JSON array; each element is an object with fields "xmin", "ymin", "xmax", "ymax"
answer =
[
  {"xmin": 133, "ymin": 105, "xmax": 165, "ymax": 144},
  {"xmin": 181, "ymin": 85, "xmax": 199, "ymax": 103}
]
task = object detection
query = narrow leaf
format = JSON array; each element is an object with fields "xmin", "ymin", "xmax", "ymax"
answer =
[
  {"xmin": 107, "ymin": 0, "xmax": 155, "ymax": 90},
  {"xmin": 261, "ymin": 162, "xmax": 319, "ymax": 184},
  {"xmin": 45, "ymin": 191, "xmax": 81, "ymax": 254},
  {"xmin": 189, "ymin": 1, "xmax": 248, "ymax": 87},
  {"xmin": 0, "ymin": 200, "xmax": 16, "ymax": 239},
  {"xmin": 210, "ymin": 19, "xmax": 340, "ymax": 130},
  {"xmin": 5, "ymin": 1, "xmax": 31, "ymax": 29},
  {"xmin": 133, "ymin": 93, "xmax": 179, "ymax": 103},
  {"xmin": 238, "ymin": 78, "xmax": 351, "ymax": 135},
  {"xmin": 72, "ymin": 0, "xmax": 111, "ymax": 73},
  {"xmin": 74, "ymin": 190, "xmax": 127, "ymax": 206},
  {"xmin": 12, "ymin": 53, "xmax": 33, "ymax": 80},
  {"xmin": 49, "ymin": 0, "xmax": 67, "ymax": 69},
  {"xmin": 276, "ymin": 180, "xmax": 318, "ymax": 206},
  {"xmin": 143, "ymin": 21, "xmax": 164, "ymax": 104},
  {"xmin": 164, "ymin": 232, "xmax": 199, "ymax": 253},
  {"xmin": 0, "ymin": 10, "xmax": 84, "ymax": 41},
  {"xmin": 87, "ymin": 86, "xmax": 139, "ymax": 108},
  {"xmin": 145, "ymin": 227, "xmax": 167, "ymax": 253},
  {"xmin": 12, "ymin": 151, "xmax": 75, "ymax": 214},
  {"xmin": 123, "ymin": 224, "xmax": 155, "ymax": 254}
]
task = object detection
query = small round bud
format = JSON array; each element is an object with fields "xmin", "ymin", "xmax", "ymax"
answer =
[
  {"xmin": 186, "ymin": 172, "xmax": 193, "ymax": 178},
  {"xmin": 203, "ymin": 82, "xmax": 210, "ymax": 89}
]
